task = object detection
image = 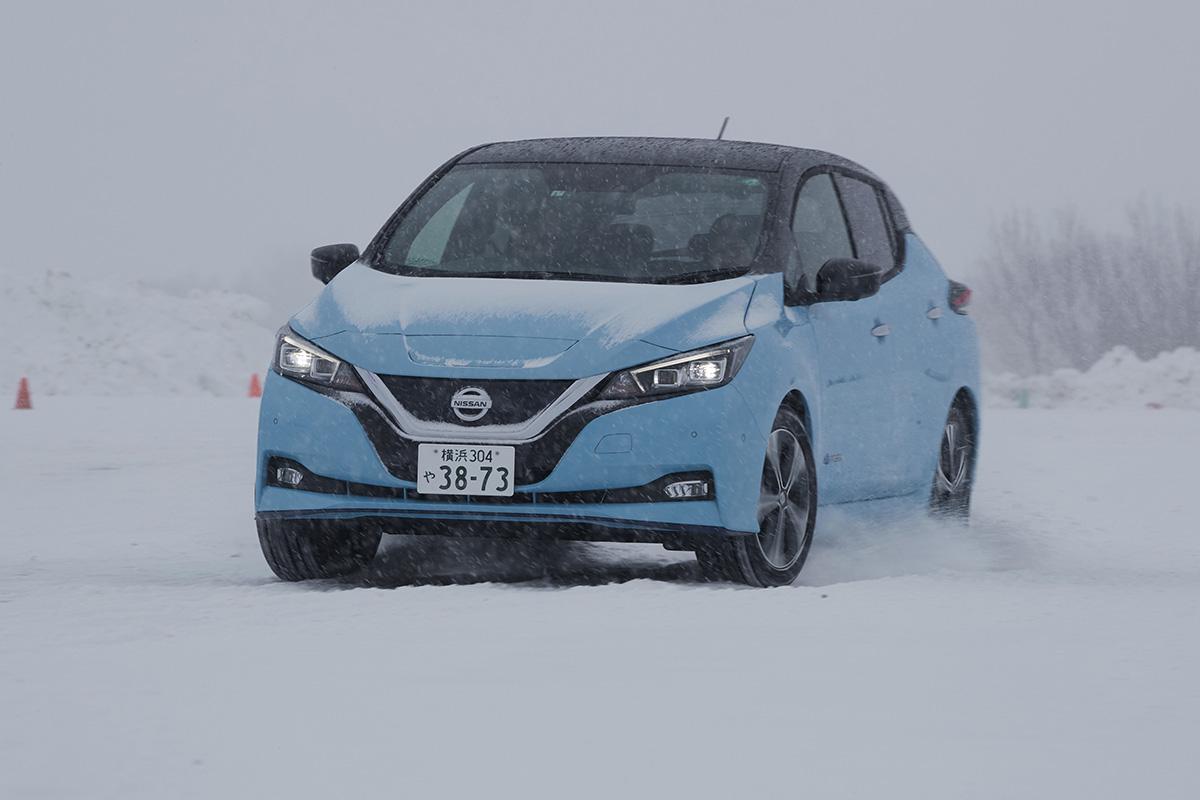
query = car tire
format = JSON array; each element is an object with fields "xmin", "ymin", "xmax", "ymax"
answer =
[
  {"xmin": 929, "ymin": 402, "xmax": 976, "ymax": 521},
  {"xmin": 257, "ymin": 518, "xmax": 381, "ymax": 581},
  {"xmin": 696, "ymin": 406, "xmax": 817, "ymax": 587}
]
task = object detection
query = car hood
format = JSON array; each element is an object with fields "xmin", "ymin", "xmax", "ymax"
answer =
[{"xmin": 290, "ymin": 262, "xmax": 759, "ymax": 378}]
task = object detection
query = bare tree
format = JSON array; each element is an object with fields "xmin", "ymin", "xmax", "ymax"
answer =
[{"xmin": 975, "ymin": 202, "xmax": 1200, "ymax": 374}]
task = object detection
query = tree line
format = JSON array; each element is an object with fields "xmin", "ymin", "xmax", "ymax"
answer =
[{"xmin": 973, "ymin": 201, "xmax": 1200, "ymax": 374}]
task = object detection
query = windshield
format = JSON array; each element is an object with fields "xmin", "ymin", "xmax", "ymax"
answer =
[{"xmin": 375, "ymin": 163, "xmax": 773, "ymax": 283}]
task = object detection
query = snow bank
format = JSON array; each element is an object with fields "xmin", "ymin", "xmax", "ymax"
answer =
[
  {"xmin": 1, "ymin": 269, "xmax": 276, "ymax": 397},
  {"xmin": 984, "ymin": 346, "xmax": 1200, "ymax": 409}
]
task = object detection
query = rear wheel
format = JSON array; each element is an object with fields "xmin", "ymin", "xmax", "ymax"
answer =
[
  {"xmin": 257, "ymin": 518, "xmax": 381, "ymax": 581},
  {"xmin": 929, "ymin": 403, "xmax": 976, "ymax": 520},
  {"xmin": 696, "ymin": 406, "xmax": 817, "ymax": 586}
]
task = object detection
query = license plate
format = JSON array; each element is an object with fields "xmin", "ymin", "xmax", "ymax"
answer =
[{"xmin": 416, "ymin": 444, "xmax": 516, "ymax": 497}]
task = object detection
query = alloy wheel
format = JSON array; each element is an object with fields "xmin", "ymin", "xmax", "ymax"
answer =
[
  {"xmin": 755, "ymin": 427, "xmax": 811, "ymax": 570},
  {"xmin": 936, "ymin": 416, "xmax": 971, "ymax": 493}
]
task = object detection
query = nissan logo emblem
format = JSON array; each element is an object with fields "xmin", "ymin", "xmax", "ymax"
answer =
[{"xmin": 450, "ymin": 387, "xmax": 492, "ymax": 422}]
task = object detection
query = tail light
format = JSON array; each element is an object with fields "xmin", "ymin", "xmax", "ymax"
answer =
[{"xmin": 948, "ymin": 280, "xmax": 972, "ymax": 315}]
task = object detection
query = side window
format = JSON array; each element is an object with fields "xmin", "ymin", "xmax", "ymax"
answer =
[
  {"xmin": 790, "ymin": 173, "xmax": 853, "ymax": 292},
  {"xmin": 834, "ymin": 175, "xmax": 895, "ymax": 272}
]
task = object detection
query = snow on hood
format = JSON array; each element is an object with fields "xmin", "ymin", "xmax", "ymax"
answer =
[{"xmin": 290, "ymin": 263, "xmax": 760, "ymax": 377}]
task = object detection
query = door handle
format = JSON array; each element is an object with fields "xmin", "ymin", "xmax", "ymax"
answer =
[
  {"xmin": 926, "ymin": 306, "xmax": 943, "ymax": 320},
  {"xmin": 871, "ymin": 323, "xmax": 891, "ymax": 338}
]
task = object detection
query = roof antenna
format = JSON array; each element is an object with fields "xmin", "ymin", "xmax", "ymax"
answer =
[{"xmin": 716, "ymin": 116, "xmax": 730, "ymax": 140}]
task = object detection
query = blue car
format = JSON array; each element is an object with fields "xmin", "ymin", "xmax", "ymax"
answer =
[{"xmin": 255, "ymin": 137, "xmax": 979, "ymax": 586}]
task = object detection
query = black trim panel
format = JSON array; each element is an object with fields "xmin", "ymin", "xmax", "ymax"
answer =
[
  {"xmin": 376, "ymin": 374, "xmax": 574, "ymax": 426},
  {"xmin": 254, "ymin": 508, "xmax": 748, "ymax": 546},
  {"xmin": 266, "ymin": 457, "xmax": 713, "ymax": 505}
]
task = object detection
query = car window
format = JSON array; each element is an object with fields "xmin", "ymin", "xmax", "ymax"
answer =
[
  {"xmin": 834, "ymin": 174, "xmax": 894, "ymax": 271},
  {"xmin": 406, "ymin": 183, "xmax": 474, "ymax": 266},
  {"xmin": 790, "ymin": 173, "xmax": 853, "ymax": 292}
]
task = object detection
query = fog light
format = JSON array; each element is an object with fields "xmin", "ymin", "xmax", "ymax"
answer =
[
  {"xmin": 664, "ymin": 480, "xmax": 709, "ymax": 499},
  {"xmin": 276, "ymin": 466, "xmax": 304, "ymax": 487}
]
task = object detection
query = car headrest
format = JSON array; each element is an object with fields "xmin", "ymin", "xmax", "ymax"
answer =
[
  {"xmin": 706, "ymin": 214, "xmax": 759, "ymax": 268},
  {"xmin": 709, "ymin": 213, "xmax": 759, "ymax": 238},
  {"xmin": 601, "ymin": 223, "xmax": 654, "ymax": 260}
]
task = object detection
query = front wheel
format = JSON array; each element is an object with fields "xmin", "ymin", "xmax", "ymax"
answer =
[
  {"xmin": 696, "ymin": 406, "xmax": 817, "ymax": 586},
  {"xmin": 257, "ymin": 518, "xmax": 381, "ymax": 581}
]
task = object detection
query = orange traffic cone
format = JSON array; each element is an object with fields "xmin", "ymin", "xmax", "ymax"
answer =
[
  {"xmin": 248, "ymin": 374, "xmax": 263, "ymax": 398},
  {"xmin": 14, "ymin": 377, "xmax": 31, "ymax": 409}
]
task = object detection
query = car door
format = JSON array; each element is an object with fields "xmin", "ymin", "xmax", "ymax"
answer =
[
  {"xmin": 831, "ymin": 173, "xmax": 912, "ymax": 495},
  {"xmin": 788, "ymin": 172, "xmax": 896, "ymax": 503},
  {"xmin": 836, "ymin": 174, "xmax": 944, "ymax": 495}
]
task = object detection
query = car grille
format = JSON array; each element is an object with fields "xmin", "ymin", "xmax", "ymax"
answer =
[{"xmin": 375, "ymin": 375, "xmax": 576, "ymax": 427}]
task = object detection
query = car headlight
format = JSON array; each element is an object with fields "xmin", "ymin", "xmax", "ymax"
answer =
[
  {"xmin": 273, "ymin": 328, "xmax": 363, "ymax": 391},
  {"xmin": 597, "ymin": 335, "xmax": 754, "ymax": 400}
]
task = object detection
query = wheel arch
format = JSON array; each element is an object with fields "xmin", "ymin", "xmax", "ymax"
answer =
[
  {"xmin": 952, "ymin": 386, "xmax": 979, "ymax": 437},
  {"xmin": 780, "ymin": 389, "xmax": 813, "ymax": 434}
]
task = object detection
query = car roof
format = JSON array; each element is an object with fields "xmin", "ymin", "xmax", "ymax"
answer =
[
  {"xmin": 458, "ymin": 136, "xmax": 870, "ymax": 175},
  {"xmin": 453, "ymin": 137, "xmax": 908, "ymax": 232}
]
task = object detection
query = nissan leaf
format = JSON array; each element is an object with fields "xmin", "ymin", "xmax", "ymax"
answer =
[{"xmin": 255, "ymin": 137, "xmax": 980, "ymax": 586}]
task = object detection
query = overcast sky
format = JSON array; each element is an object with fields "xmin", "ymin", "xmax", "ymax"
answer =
[{"xmin": 2, "ymin": 0, "xmax": 1197, "ymax": 316}]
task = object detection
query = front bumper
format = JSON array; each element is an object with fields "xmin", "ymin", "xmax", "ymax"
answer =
[{"xmin": 255, "ymin": 368, "xmax": 767, "ymax": 536}]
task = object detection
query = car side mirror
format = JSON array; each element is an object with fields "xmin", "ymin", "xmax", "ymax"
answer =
[
  {"xmin": 814, "ymin": 258, "xmax": 883, "ymax": 303},
  {"xmin": 311, "ymin": 243, "xmax": 360, "ymax": 284}
]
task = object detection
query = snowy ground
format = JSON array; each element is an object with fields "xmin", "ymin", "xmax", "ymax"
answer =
[{"xmin": 2, "ymin": 399, "xmax": 1198, "ymax": 799}]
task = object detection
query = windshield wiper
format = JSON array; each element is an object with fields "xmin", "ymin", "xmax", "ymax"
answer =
[
  {"xmin": 653, "ymin": 266, "xmax": 750, "ymax": 284},
  {"xmin": 385, "ymin": 264, "xmax": 748, "ymax": 284},
  {"xmin": 438, "ymin": 270, "xmax": 632, "ymax": 283}
]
